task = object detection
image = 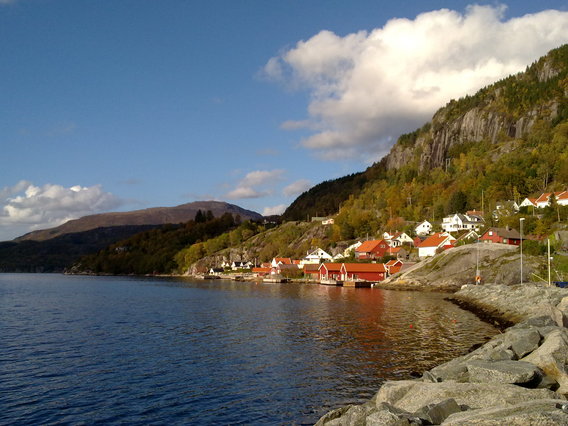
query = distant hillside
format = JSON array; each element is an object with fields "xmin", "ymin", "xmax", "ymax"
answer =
[
  {"xmin": 16, "ymin": 201, "xmax": 263, "ymax": 242},
  {"xmin": 283, "ymin": 44, "xmax": 568, "ymax": 222},
  {"xmin": 0, "ymin": 225, "xmax": 159, "ymax": 273}
]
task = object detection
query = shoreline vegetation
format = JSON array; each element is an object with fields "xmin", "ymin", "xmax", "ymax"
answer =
[{"xmin": 315, "ymin": 283, "xmax": 568, "ymax": 425}]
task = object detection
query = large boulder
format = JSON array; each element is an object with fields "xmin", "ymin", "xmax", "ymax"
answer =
[
  {"xmin": 523, "ymin": 328, "xmax": 568, "ymax": 394},
  {"xmin": 504, "ymin": 328, "xmax": 541, "ymax": 358},
  {"xmin": 466, "ymin": 360, "xmax": 541, "ymax": 385},
  {"xmin": 443, "ymin": 399, "xmax": 568, "ymax": 425},
  {"xmin": 375, "ymin": 380, "xmax": 561, "ymax": 412}
]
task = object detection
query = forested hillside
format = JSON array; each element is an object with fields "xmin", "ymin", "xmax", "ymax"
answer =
[
  {"xmin": 74, "ymin": 213, "xmax": 251, "ymax": 275},
  {"xmin": 283, "ymin": 44, "xmax": 568, "ymax": 234}
]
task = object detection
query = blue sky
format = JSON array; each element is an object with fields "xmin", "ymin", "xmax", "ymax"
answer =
[{"xmin": 1, "ymin": 0, "xmax": 567, "ymax": 241}]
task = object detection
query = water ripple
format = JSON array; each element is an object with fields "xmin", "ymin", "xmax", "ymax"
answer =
[{"xmin": 0, "ymin": 274, "xmax": 497, "ymax": 424}]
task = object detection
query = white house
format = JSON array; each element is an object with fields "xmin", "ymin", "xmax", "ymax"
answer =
[
  {"xmin": 520, "ymin": 197, "xmax": 538, "ymax": 208},
  {"xmin": 322, "ymin": 218, "xmax": 335, "ymax": 225},
  {"xmin": 303, "ymin": 248, "xmax": 333, "ymax": 264},
  {"xmin": 231, "ymin": 261, "xmax": 253, "ymax": 270},
  {"xmin": 442, "ymin": 213, "xmax": 484, "ymax": 233},
  {"xmin": 417, "ymin": 232, "xmax": 457, "ymax": 258},
  {"xmin": 415, "ymin": 220, "xmax": 432, "ymax": 237},
  {"xmin": 536, "ymin": 191, "xmax": 568, "ymax": 208},
  {"xmin": 384, "ymin": 231, "xmax": 414, "ymax": 247}
]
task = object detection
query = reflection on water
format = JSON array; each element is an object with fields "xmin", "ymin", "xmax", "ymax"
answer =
[{"xmin": 0, "ymin": 275, "xmax": 497, "ymax": 424}]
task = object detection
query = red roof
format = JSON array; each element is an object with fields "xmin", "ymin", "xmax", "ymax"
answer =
[
  {"xmin": 303, "ymin": 264, "xmax": 320, "ymax": 272},
  {"xmin": 274, "ymin": 257, "xmax": 292, "ymax": 264},
  {"xmin": 318, "ymin": 263, "xmax": 343, "ymax": 272},
  {"xmin": 418, "ymin": 233, "xmax": 454, "ymax": 248},
  {"xmin": 252, "ymin": 267, "xmax": 271, "ymax": 273},
  {"xmin": 341, "ymin": 263, "xmax": 387, "ymax": 273},
  {"xmin": 385, "ymin": 259, "xmax": 402, "ymax": 267},
  {"xmin": 536, "ymin": 191, "xmax": 565, "ymax": 204},
  {"xmin": 356, "ymin": 239, "xmax": 387, "ymax": 253}
]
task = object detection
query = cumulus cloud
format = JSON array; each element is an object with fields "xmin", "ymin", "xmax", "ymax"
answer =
[
  {"xmin": 264, "ymin": 4, "xmax": 568, "ymax": 160},
  {"xmin": 225, "ymin": 169, "xmax": 284, "ymax": 200},
  {"xmin": 262, "ymin": 204, "xmax": 287, "ymax": 216},
  {"xmin": 283, "ymin": 179, "xmax": 312, "ymax": 197},
  {"xmin": 0, "ymin": 182, "xmax": 122, "ymax": 238}
]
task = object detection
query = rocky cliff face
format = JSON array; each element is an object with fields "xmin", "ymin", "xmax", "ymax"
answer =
[{"xmin": 385, "ymin": 50, "xmax": 565, "ymax": 172}]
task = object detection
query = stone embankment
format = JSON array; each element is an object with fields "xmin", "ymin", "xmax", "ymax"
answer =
[{"xmin": 316, "ymin": 284, "xmax": 568, "ymax": 425}]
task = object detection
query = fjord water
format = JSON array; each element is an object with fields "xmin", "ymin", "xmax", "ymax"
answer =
[{"xmin": 1, "ymin": 274, "xmax": 497, "ymax": 424}]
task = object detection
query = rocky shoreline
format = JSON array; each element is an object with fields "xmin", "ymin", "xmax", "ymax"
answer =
[{"xmin": 315, "ymin": 283, "xmax": 568, "ymax": 425}]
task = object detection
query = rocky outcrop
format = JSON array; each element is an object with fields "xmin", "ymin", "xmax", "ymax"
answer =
[
  {"xmin": 378, "ymin": 243, "xmax": 541, "ymax": 292},
  {"xmin": 315, "ymin": 285, "xmax": 568, "ymax": 425},
  {"xmin": 384, "ymin": 46, "xmax": 565, "ymax": 173}
]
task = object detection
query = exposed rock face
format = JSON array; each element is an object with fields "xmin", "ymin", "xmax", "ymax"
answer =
[
  {"xmin": 384, "ymin": 48, "xmax": 564, "ymax": 173},
  {"xmin": 316, "ymin": 284, "xmax": 568, "ymax": 425}
]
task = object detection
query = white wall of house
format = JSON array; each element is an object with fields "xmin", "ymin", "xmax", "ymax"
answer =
[
  {"xmin": 415, "ymin": 221, "xmax": 432, "ymax": 236},
  {"xmin": 418, "ymin": 246, "xmax": 438, "ymax": 258}
]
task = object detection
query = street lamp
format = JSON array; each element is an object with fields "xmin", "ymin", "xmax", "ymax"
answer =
[{"xmin": 520, "ymin": 217, "xmax": 525, "ymax": 284}]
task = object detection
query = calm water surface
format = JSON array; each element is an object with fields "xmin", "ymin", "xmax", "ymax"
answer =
[{"xmin": 0, "ymin": 274, "xmax": 498, "ymax": 424}]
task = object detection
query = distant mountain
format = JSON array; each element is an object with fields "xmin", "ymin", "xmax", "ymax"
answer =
[{"xmin": 15, "ymin": 201, "xmax": 263, "ymax": 242}]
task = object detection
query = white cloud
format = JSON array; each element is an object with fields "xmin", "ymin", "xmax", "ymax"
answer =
[
  {"xmin": 263, "ymin": 204, "xmax": 287, "ymax": 216},
  {"xmin": 264, "ymin": 4, "xmax": 568, "ymax": 160},
  {"xmin": 226, "ymin": 187, "xmax": 269, "ymax": 200},
  {"xmin": 225, "ymin": 169, "xmax": 284, "ymax": 200},
  {"xmin": 0, "ymin": 182, "xmax": 122, "ymax": 239},
  {"xmin": 283, "ymin": 179, "xmax": 312, "ymax": 197}
]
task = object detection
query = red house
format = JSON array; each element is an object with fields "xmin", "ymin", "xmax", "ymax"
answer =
[
  {"xmin": 480, "ymin": 227, "xmax": 523, "ymax": 245},
  {"xmin": 252, "ymin": 267, "xmax": 271, "ymax": 277},
  {"xmin": 340, "ymin": 263, "xmax": 387, "ymax": 282},
  {"xmin": 385, "ymin": 259, "xmax": 403, "ymax": 275},
  {"xmin": 303, "ymin": 263, "xmax": 320, "ymax": 281},
  {"xmin": 355, "ymin": 239, "xmax": 390, "ymax": 260},
  {"xmin": 318, "ymin": 263, "xmax": 343, "ymax": 282}
]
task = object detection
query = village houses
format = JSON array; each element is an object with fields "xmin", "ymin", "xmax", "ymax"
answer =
[
  {"xmin": 480, "ymin": 227, "xmax": 523, "ymax": 246},
  {"xmin": 441, "ymin": 213, "xmax": 484, "ymax": 233},
  {"xmin": 521, "ymin": 190, "xmax": 568, "ymax": 209},
  {"xmin": 417, "ymin": 232, "xmax": 457, "ymax": 258}
]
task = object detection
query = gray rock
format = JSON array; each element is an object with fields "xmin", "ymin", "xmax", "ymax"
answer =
[
  {"xmin": 319, "ymin": 405, "xmax": 368, "ymax": 426},
  {"xmin": 536, "ymin": 374, "xmax": 560, "ymax": 390},
  {"xmin": 558, "ymin": 296, "xmax": 568, "ymax": 317},
  {"xmin": 539, "ymin": 326, "xmax": 562, "ymax": 338},
  {"xmin": 366, "ymin": 410, "xmax": 411, "ymax": 426},
  {"xmin": 442, "ymin": 399, "xmax": 568, "ymax": 425},
  {"xmin": 522, "ymin": 328, "xmax": 568, "ymax": 395},
  {"xmin": 374, "ymin": 380, "xmax": 561, "ymax": 412},
  {"xmin": 550, "ymin": 305, "xmax": 568, "ymax": 328},
  {"xmin": 466, "ymin": 360, "xmax": 541, "ymax": 385},
  {"xmin": 315, "ymin": 406, "xmax": 352, "ymax": 426},
  {"xmin": 413, "ymin": 398, "xmax": 462, "ymax": 424},
  {"xmin": 488, "ymin": 348, "xmax": 515, "ymax": 361},
  {"xmin": 504, "ymin": 328, "xmax": 541, "ymax": 358},
  {"xmin": 429, "ymin": 360, "xmax": 469, "ymax": 382},
  {"xmin": 522, "ymin": 315, "xmax": 558, "ymax": 328}
]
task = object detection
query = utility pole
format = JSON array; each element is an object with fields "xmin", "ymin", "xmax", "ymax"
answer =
[
  {"xmin": 520, "ymin": 217, "xmax": 525, "ymax": 284},
  {"xmin": 548, "ymin": 239, "xmax": 551, "ymax": 287}
]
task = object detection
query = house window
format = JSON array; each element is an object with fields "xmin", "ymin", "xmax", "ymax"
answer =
[{"xmin": 489, "ymin": 231, "xmax": 493, "ymax": 236}]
